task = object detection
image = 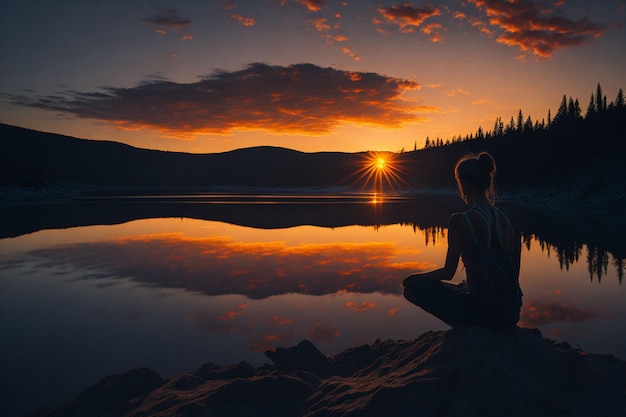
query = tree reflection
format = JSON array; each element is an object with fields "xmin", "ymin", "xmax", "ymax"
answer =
[
  {"xmin": 422, "ymin": 226, "xmax": 446, "ymax": 247},
  {"xmin": 527, "ymin": 234, "xmax": 623, "ymax": 283},
  {"xmin": 2, "ymin": 193, "xmax": 624, "ymax": 284}
]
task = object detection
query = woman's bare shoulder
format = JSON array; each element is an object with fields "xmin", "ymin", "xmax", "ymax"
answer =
[{"xmin": 449, "ymin": 212, "xmax": 468, "ymax": 225}]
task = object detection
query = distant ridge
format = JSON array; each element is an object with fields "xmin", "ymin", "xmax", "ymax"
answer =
[
  {"xmin": 0, "ymin": 124, "xmax": 361, "ymax": 189},
  {"xmin": 1, "ymin": 104, "xmax": 625, "ymax": 201}
]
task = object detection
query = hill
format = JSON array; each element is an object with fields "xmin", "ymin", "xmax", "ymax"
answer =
[{"xmin": 0, "ymin": 124, "xmax": 361, "ymax": 189}]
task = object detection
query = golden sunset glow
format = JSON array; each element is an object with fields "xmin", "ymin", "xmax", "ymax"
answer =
[{"xmin": 1, "ymin": 2, "xmax": 619, "ymax": 154}]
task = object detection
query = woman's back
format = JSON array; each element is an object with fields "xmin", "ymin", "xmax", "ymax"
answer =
[{"xmin": 461, "ymin": 206, "xmax": 519, "ymax": 288}]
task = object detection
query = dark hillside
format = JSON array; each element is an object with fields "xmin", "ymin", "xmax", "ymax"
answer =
[
  {"xmin": 1, "ymin": 102, "xmax": 624, "ymax": 197},
  {"xmin": 0, "ymin": 124, "xmax": 361, "ymax": 189}
]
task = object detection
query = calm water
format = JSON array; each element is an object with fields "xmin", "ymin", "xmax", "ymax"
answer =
[{"xmin": 1, "ymin": 192, "xmax": 625, "ymax": 416}]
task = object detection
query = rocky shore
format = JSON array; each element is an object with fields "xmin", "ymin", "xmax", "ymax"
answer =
[{"xmin": 26, "ymin": 326, "xmax": 626, "ymax": 417}]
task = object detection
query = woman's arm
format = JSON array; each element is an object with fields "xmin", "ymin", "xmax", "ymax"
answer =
[{"xmin": 404, "ymin": 213, "xmax": 463, "ymax": 284}]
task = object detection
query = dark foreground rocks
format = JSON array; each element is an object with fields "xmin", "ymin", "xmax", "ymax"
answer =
[{"xmin": 26, "ymin": 327, "xmax": 626, "ymax": 417}]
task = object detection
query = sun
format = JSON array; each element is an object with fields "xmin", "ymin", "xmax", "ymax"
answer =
[{"xmin": 349, "ymin": 151, "xmax": 411, "ymax": 195}]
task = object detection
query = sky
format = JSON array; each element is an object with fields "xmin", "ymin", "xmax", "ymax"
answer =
[{"xmin": 1, "ymin": 0, "xmax": 625, "ymax": 154}]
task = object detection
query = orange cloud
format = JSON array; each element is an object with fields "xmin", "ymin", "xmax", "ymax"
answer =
[
  {"xmin": 470, "ymin": 98, "xmax": 493, "ymax": 105},
  {"xmin": 181, "ymin": 34, "xmax": 193, "ymax": 41},
  {"xmin": 444, "ymin": 88, "xmax": 471, "ymax": 97},
  {"xmin": 295, "ymin": 0, "xmax": 325, "ymax": 11},
  {"xmin": 387, "ymin": 307, "xmax": 399, "ymax": 318},
  {"xmin": 312, "ymin": 17, "xmax": 332, "ymax": 31},
  {"xmin": 421, "ymin": 22, "xmax": 444, "ymax": 42},
  {"xmin": 468, "ymin": 0, "xmax": 607, "ymax": 58},
  {"xmin": 345, "ymin": 301, "xmax": 376, "ymax": 312},
  {"xmin": 341, "ymin": 47, "xmax": 360, "ymax": 61},
  {"xmin": 377, "ymin": 4, "xmax": 441, "ymax": 34},
  {"xmin": 12, "ymin": 63, "xmax": 420, "ymax": 137},
  {"xmin": 231, "ymin": 14, "xmax": 255, "ymax": 26}
]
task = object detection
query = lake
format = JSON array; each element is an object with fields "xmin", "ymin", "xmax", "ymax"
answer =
[{"xmin": 1, "ymin": 191, "xmax": 625, "ymax": 417}]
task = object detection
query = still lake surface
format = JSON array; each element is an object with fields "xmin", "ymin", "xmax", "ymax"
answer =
[{"xmin": 1, "ymin": 191, "xmax": 625, "ymax": 416}]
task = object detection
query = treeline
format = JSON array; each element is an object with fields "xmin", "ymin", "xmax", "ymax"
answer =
[
  {"xmin": 422, "ymin": 84, "xmax": 625, "ymax": 148},
  {"xmin": 390, "ymin": 84, "xmax": 626, "ymax": 205}
]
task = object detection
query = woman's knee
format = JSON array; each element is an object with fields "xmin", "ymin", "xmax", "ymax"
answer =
[
  {"xmin": 403, "ymin": 276, "xmax": 433, "ymax": 305},
  {"xmin": 403, "ymin": 274, "xmax": 424, "ymax": 289}
]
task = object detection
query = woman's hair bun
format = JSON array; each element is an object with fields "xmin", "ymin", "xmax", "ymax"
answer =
[{"xmin": 477, "ymin": 152, "xmax": 495, "ymax": 174}]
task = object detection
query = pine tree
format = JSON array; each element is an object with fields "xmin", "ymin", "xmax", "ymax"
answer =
[
  {"xmin": 567, "ymin": 97, "xmax": 575, "ymax": 118},
  {"xmin": 493, "ymin": 117, "xmax": 503, "ymax": 136},
  {"xmin": 585, "ymin": 93, "xmax": 595, "ymax": 118},
  {"xmin": 524, "ymin": 115, "xmax": 533, "ymax": 132},
  {"xmin": 555, "ymin": 95, "xmax": 568, "ymax": 122},
  {"xmin": 516, "ymin": 109, "xmax": 524, "ymax": 131},
  {"xmin": 424, "ymin": 136, "xmax": 430, "ymax": 148},
  {"xmin": 616, "ymin": 88, "xmax": 625, "ymax": 108},
  {"xmin": 505, "ymin": 116, "xmax": 515, "ymax": 134},
  {"xmin": 547, "ymin": 109, "xmax": 552, "ymax": 127},
  {"xmin": 596, "ymin": 83, "xmax": 604, "ymax": 112},
  {"xmin": 573, "ymin": 99, "xmax": 582, "ymax": 119}
]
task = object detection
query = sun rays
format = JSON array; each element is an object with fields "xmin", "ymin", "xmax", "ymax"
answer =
[{"xmin": 349, "ymin": 151, "xmax": 412, "ymax": 199}]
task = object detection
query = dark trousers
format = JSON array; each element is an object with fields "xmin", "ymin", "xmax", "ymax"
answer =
[{"xmin": 403, "ymin": 277, "xmax": 486, "ymax": 328}]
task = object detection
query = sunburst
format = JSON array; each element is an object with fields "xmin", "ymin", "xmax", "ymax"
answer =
[{"xmin": 349, "ymin": 151, "xmax": 412, "ymax": 196}]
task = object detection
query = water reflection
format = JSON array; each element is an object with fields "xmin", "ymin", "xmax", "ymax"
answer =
[
  {"xmin": 14, "ymin": 234, "xmax": 431, "ymax": 299},
  {"xmin": 1, "ymin": 197, "xmax": 625, "ymax": 417},
  {"xmin": 1, "ymin": 193, "xmax": 624, "ymax": 282}
]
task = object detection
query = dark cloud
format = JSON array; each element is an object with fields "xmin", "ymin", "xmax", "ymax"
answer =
[
  {"xmin": 141, "ymin": 8, "xmax": 191, "ymax": 28},
  {"xmin": 468, "ymin": 0, "xmax": 607, "ymax": 58},
  {"xmin": 18, "ymin": 234, "xmax": 429, "ymax": 299},
  {"xmin": 376, "ymin": 4, "xmax": 442, "ymax": 33},
  {"xmin": 6, "ymin": 63, "xmax": 420, "ymax": 136}
]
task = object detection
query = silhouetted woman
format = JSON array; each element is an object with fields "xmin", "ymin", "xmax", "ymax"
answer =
[{"xmin": 403, "ymin": 152, "xmax": 522, "ymax": 330}]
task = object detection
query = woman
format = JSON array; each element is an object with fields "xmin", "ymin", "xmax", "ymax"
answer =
[{"xmin": 403, "ymin": 152, "xmax": 522, "ymax": 330}]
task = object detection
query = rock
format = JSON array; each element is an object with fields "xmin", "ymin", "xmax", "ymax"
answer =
[
  {"xmin": 265, "ymin": 339, "xmax": 335, "ymax": 379},
  {"xmin": 29, "ymin": 368, "xmax": 164, "ymax": 417},
  {"xmin": 193, "ymin": 361, "xmax": 256, "ymax": 381},
  {"xmin": 25, "ymin": 327, "xmax": 626, "ymax": 417}
]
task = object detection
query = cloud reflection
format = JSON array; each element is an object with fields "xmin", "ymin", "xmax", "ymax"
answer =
[
  {"xmin": 519, "ymin": 295, "xmax": 598, "ymax": 327},
  {"xmin": 23, "ymin": 233, "xmax": 431, "ymax": 299}
]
